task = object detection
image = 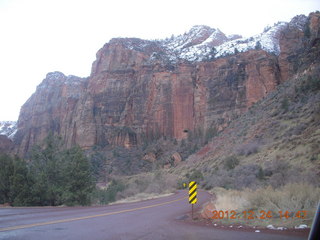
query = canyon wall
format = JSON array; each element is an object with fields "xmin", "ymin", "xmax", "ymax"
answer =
[{"xmin": 13, "ymin": 12, "xmax": 320, "ymax": 156}]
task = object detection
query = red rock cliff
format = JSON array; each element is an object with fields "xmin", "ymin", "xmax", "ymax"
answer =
[{"xmin": 13, "ymin": 12, "xmax": 320, "ymax": 156}]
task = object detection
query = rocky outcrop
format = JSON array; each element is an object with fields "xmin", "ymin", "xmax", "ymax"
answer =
[
  {"xmin": 171, "ymin": 152, "xmax": 182, "ymax": 166},
  {"xmin": 14, "ymin": 72, "xmax": 88, "ymax": 155},
  {"xmin": 201, "ymin": 201, "xmax": 216, "ymax": 219},
  {"xmin": 13, "ymin": 12, "xmax": 320, "ymax": 157}
]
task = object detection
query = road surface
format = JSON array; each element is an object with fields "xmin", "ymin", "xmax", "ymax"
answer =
[{"xmin": 0, "ymin": 190, "xmax": 308, "ymax": 240}]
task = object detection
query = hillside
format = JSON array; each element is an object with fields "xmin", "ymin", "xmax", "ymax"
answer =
[{"xmin": 175, "ymin": 63, "xmax": 320, "ymax": 189}]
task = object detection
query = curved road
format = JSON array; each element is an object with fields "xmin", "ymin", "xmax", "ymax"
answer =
[{"xmin": 0, "ymin": 190, "xmax": 307, "ymax": 240}]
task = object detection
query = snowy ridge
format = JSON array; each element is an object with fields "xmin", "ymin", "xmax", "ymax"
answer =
[
  {"xmin": 160, "ymin": 25, "xmax": 230, "ymax": 61},
  {"xmin": 214, "ymin": 22, "xmax": 288, "ymax": 58},
  {"xmin": 163, "ymin": 25, "xmax": 221, "ymax": 51},
  {"xmin": 159, "ymin": 22, "xmax": 288, "ymax": 62},
  {"xmin": 0, "ymin": 121, "xmax": 17, "ymax": 139},
  {"xmin": 121, "ymin": 14, "xmax": 307, "ymax": 63}
]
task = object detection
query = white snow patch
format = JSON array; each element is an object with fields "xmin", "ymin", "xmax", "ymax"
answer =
[
  {"xmin": 267, "ymin": 225, "xmax": 276, "ymax": 230},
  {"xmin": 157, "ymin": 21, "xmax": 289, "ymax": 63},
  {"xmin": 215, "ymin": 22, "xmax": 287, "ymax": 58},
  {"xmin": 295, "ymin": 224, "xmax": 308, "ymax": 229},
  {"xmin": 8, "ymin": 129, "xmax": 17, "ymax": 140},
  {"xmin": 0, "ymin": 121, "xmax": 17, "ymax": 138}
]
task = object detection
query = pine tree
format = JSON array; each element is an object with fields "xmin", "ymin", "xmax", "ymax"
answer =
[
  {"xmin": 10, "ymin": 156, "xmax": 33, "ymax": 206},
  {"xmin": 30, "ymin": 135, "xmax": 64, "ymax": 206},
  {"xmin": 61, "ymin": 146, "xmax": 94, "ymax": 206},
  {"xmin": 30, "ymin": 135, "xmax": 94, "ymax": 206},
  {"xmin": 255, "ymin": 41, "xmax": 262, "ymax": 50},
  {"xmin": 0, "ymin": 154, "xmax": 14, "ymax": 204}
]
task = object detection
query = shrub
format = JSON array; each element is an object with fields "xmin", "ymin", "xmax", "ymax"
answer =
[
  {"xmin": 231, "ymin": 164, "xmax": 262, "ymax": 189},
  {"xmin": 223, "ymin": 155, "xmax": 239, "ymax": 170},
  {"xmin": 236, "ymin": 141, "xmax": 260, "ymax": 156},
  {"xmin": 205, "ymin": 126, "xmax": 217, "ymax": 143},
  {"xmin": 96, "ymin": 180, "xmax": 125, "ymax": 204},
  {"xmin": 298, "ymin": 75, "xmax": 320, "ymax": 94},
  {"xmin": 246, "ymin": 183, "xmax": 320, "ymax": 218},
  {"xmin": 202, "ymin": 169, "xmax": 233, "ymax": 189},
  {"xmin": 185, "ymin": 169, "xmax": 204, "ymax": 184},
  {"xmin": 281, "ymin": 97, "xmax": 289, "ymax": 112}
]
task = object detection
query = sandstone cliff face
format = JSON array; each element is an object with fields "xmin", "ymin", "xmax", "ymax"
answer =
[
  {"xmin": 15, "ymin": 73, "xmax": 88, "ymax": 155},
  {"xmin": 13, "ymin": 12, "xmax": 320, "ymax": 156},
  {"xmin": 0, "ymin": 135, "xmax": 14, "ymax": 154}
]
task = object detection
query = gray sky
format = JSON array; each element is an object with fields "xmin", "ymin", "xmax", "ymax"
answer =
[{"xmin": 0, "ymin": 0, "xmax": 319, "ymax": 120}]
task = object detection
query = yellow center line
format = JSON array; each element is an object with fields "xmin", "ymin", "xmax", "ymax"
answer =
[{"xmin": 0, "ymin": 196, "xmax": 187, "ymax": 232}]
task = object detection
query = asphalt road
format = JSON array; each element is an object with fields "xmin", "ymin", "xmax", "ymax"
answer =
[{"xmin": 0, "ymin": 190, "xmax": 308, "ymax": 240}]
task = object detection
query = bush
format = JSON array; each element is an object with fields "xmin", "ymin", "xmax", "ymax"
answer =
[
  {"xmin": 203, "ymin": 169, "xmax": 234, "ymax": 190},
  {"xmin": 95, "ymin": 180, "xmax": 126, "ymax": 204},
  {"xmin": 236, "ymin": 141, "xmax": 260, "ymax": 156},
  {"xmin": 186, "ymin": 169, "xmax": 204, "ymax": 183},
  {"xmin": 280, "ymin": 97, "xmax": 289, "ymax": 112},
  {"xmin": 246, "ymin": 184, "xmax": 320, "ymax": 218},
  {"xmin": 298, "ymin": 75, "xmax": 320, "ymax": 94},
  {"xmin": 205, "ymin": 126, "xmax": 217, "ymax": 143},
  {"xmin": 223, "ymin": 155, "xmax": 239, "ymax": 170},
  {"xmin": 232, "ymin": 164, "xmax": 262, "ymax": 189}
]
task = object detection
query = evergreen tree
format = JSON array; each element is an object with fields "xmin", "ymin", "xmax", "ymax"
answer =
[
  {"xmin": 61, "ymin": 146, "xmax": 94, "ymax": 206},
  {"xmin": 0, "ymin": 154, "xmax": 14, "ymax": 204},
  {"xmin": 1, "ymin": 135, "xmax": 95, "ymax": 206},
  {"xmin": 304, "ymin": 24, "xmax": 311, "ymax": 38},
  {"xmin": 10, "ymin": 156, "xmax": 33, "ymax": 206},
  {"xmin": 30, "ymin": 135, "xmax": 64, "ymax": 206},
  {"xmin": 255, "ymin": 41, "xmax": 262, "ymax": 50}
]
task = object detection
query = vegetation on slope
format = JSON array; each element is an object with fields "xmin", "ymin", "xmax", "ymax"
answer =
[{"xmin": 0, "ymin": 135, "xmax": 94, "ymax": 206}]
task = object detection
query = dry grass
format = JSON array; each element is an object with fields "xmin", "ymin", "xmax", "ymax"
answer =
[
  {"xmin": 109, "ymin": 170, "xmax": 178, "ymax": 203},
  {"xmin": 111, "ymin": 192, "xmax": 174, "ymax": 205},
  {"xmin": 209, "ymin": 187, "xmax": 248, "ymax": 211},
  {"xmin": 210, "ymin": 183, "xmax": 320, "ymax": 227}
]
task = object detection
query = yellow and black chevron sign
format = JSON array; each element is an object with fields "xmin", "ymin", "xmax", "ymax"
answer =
[{"xmin": 189, "ymin": 181, "xmax": 197, "ymax": 204}]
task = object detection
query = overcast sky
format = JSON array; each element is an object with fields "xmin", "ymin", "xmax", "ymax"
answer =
[{"xmin": 0, "ymin": 0, "xmax": 319, "ymax": 121}]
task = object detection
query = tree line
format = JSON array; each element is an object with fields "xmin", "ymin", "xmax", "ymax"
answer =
[{"xmin": 0, "ymin": 135, "xmax": 94, "ymax": 206}]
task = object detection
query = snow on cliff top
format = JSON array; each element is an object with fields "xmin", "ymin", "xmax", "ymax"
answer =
[
  {"xmin": 120, "ymin": 14, "xmax": 308, "ymax": 63},
  {"xmin": 161, "ymin": 22, "xmax": 288, "ymax": 62},
  {"xmin": 169, "ymin": 14, "xmax": 308, "ymax": 62},
  {"xmin": 0, "ymin": 121, "xmax": 17, "ymax": 139}
]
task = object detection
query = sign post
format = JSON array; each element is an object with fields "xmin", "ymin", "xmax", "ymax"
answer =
[{"xmin": 189, "ymin": 181, "xmax": 197, "ymax": 220}]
